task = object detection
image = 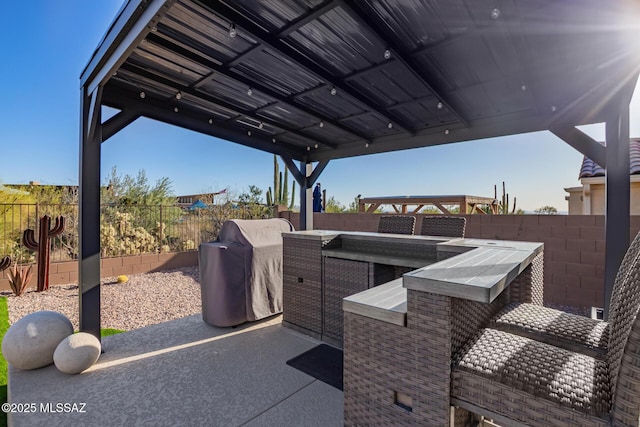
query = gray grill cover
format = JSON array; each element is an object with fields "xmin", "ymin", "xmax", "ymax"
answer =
[{"xmin": 199, "ymin": 218, "xmax": 294, "ymax": 327}]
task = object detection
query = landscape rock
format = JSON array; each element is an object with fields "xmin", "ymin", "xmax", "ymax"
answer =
[
  {"xmin": 53, "ymin": 332, "xmax": 101, "ymax": 374},
  {"xmin": 1, "ymin": 310, "xmax": 73, "ymax": 370}
]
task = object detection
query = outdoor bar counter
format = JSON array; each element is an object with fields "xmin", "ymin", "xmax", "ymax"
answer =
[{"xmin": 282, "ymin": 230, "xmax": 544, "ymax": 426}]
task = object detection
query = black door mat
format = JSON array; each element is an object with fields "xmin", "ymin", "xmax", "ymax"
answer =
[{"xmin": 286, "ymin": 344, "xmax": 343, "ymax": 391}]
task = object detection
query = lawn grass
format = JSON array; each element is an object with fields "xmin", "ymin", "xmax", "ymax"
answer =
[
  {"xmin": 0, "ymin": 297, "xmax": 9, "ymax": 427},
  {"xmin": 0, "ymin": 298, "xmax": 124, "ymax": 427}
]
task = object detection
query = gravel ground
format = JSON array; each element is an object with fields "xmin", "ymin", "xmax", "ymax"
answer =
[
  {"xmin": 2, "ymin": 266, "xmax": 593, "ymax": 331},
  {"xmin": 2, "ymin": 266, "xmax": 202, "ymax": 331}
]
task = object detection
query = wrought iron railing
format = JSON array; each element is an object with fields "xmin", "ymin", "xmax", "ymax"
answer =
[{"xmin": 0, "ymin": 203, "xmax": 273, "ymax": 264}]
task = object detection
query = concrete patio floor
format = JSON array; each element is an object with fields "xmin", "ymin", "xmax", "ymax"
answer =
[{"xmin": 8, "ymin": 314, "xmax": 343, "ymax": 427}]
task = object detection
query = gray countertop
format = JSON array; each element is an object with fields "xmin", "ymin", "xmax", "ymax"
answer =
[{"xmin": 284, "ymin": 230, "xmax": 543, "ymax": 323}]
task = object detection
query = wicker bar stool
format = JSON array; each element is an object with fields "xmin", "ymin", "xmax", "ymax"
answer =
[
  {"xmin": 488, "ymin": 231, "xmax": 640, "ymax": 359},
  {"xmin": 377, "ymin": 215, "xmax": 416, "ymax": 235},
  {"xmin": 420, "ymin": 216, "xmax": 466, "ymax": 238},
  {"xmin": 451, "ymin": 234, "xmax": 640, "ymax": 427}
]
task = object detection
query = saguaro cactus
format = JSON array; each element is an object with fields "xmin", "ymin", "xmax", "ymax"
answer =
[
  {"xmin": 23, "ymin": 215, "xmax": 65, "ymax": 292},
  {"xmin": 0, "ymin": 256, "xmax": 10, "ymax": 272}
]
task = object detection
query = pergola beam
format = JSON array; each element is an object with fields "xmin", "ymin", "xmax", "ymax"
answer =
[
  {"xmin": 102, "ymin": 84, "xmax": 306, "ymax": 159},
  {"xmin": 550, "ymin": 126, "xmax": 606, "ymax": 168},
  {"xmin": 81, "ymin": 0, "xmax": 173, "ymax": 95},
  {"xmin": 101, "ymin": 109, "xmax": 140, "ymax": 142},
  {"xmin": 118, "ymin": 62, "xmax": 337, "ymax": 149}
]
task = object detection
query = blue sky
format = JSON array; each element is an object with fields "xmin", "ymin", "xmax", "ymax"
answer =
[{"xmin": 1, "ymin": 1, "xmax": 639, "ymax": 212}]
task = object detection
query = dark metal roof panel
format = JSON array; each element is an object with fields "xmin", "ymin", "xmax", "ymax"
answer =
[
  {"xmin": 285, "ymin": 6, "xmax": 383, "ymax": 76},
  {"xmin": 89, "ymin": 0, "xmax": 640, "ymax": 162}
]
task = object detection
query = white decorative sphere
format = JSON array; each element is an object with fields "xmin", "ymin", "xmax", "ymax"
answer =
[
  {"xmin": 2, "ymin": 311, "xmax": 73, "ymax": 370},
  {"xmin": 53, "ymin": 332, "xmax": 101, "ymax": 374}
]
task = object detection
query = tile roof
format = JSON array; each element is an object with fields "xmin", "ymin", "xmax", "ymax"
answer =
[{"xmin": 579, "ymin": 138, "xmax": 640, "ymax": 178}]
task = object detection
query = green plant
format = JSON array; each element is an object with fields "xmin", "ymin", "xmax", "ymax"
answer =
[
  {"xmin": 101, "ymin": 328, "xmax": 125, "ymax": 337},
  {"xmin": 493, "ymin": 182, "xmax": 517, "ymax": 214},
  {"xmin": 23, "ymin": 215, "xmax": 65, "ymax": 292},
  {"xmin": 534, "ymin": 205, "xmax": 558, "ymax": 215},
  {"xmin": 6, "ymin": 264, "xmax": 33, "ymax": 296},
  {"xmin": 266, "ymin": 155, "xmax": 295, "ymax": 209},
  {"xmin": 1, "ymin": 296, "xmax": 10, "ymax": 427}
]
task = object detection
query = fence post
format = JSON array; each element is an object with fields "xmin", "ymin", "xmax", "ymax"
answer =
[{"xmin": 159, "ymin": 205, "xmax": 163, "ymax": 253}]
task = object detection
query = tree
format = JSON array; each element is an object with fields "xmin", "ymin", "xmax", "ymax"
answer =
[
  {"xmin": 238, "ymin": 185, "xmax": 270, "ymax": 218},
  {"xmin": 101, "ymin": 166, "xmax": 175, "ymax": 205},
  {"xmin": 324, "ymin": 196, "xmax": 347, "ymax": 213},
  {"xmin": 534, "ymin": 205, "xmax": 558, "ymax": 215}
]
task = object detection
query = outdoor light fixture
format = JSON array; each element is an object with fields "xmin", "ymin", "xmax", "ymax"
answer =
[
  {"xmin": 208, "ymin": 118, "xmax": 213, "ymax": 124},
  {"xmin": 521, "ymin": 84, "xmax": 527, "ymax": 91},
  {"xmin": 365, "ymin": 142, "xmax": 369, "ymax": 147},
  {"xmin": 174, "ymin": 107, "xmax": 179, "ymax": 112},
  {"xmin": 387, "ymin": 122, "xmax": 393, "ymax": 129},
  {"xmin": 437, "ymin": 102, "xmax": 443, "ymax": 110},
  {"xmin": 247, "ymin": 130, "xmax": 251, "ymax": 136},
  {"xmin": 551, "ymin": 105, "xmax": 557, "ymax": 112},
  {"xmin": 307, "ymin": 146, "xmax": 311, "ymax": 151},
  {"xmin": 314, "ymin": 144, "xmax": 318, "ymax": 149},
  {"xmin": 383, "ymin": 49, "xmax": 391, "ymax": 60},
  {"xmin": 330, "ymin": 87, "xmax": 337, "ymax": 96},
  {"xmin": 229, "ymin": 23, "xmax": 237, "ymax": 38},
  {"xmin": 259, "ymin": 122, "xmax": 264, "ymax": 129},
  {"xmin": 247, "ymin": 88, "xmax": 253, "ymax": 96},
  {"xmin": 319, "ymin": 121, "xmax": 324, "ymax": 128},
  {"xmin": 175, "ymin": 91, "xmax": 182, "ymax": 100},
  {"xmin": 491, "ymin": 8, "xmax": 500, "ymax": 19},
  {"xmin": 272, "ymin": 138, "xmax": 276, "ymax": 143},
  {"xmin": 445, "ymin": 129, "xmax": 450, "ymax": 135},
  {"xmin": 139, "ymin": 91, "xmax": 146, "ymax": 99}
]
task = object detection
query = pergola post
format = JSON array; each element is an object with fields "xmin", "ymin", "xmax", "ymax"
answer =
[
  {"xmin": 604, "ymin": 101, "xmax": 631, "ymax": 318},
  {"xmin": 79, "ymin": 86, "xmax": 103, "ymax": 340},
  {"xmin": 281, "ymin": 156, "xmax": 329, "ymax": 230}
]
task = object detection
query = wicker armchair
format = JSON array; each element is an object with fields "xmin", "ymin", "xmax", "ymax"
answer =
[
  {"xmin": 377, "ymin": 215, "xmax": 415, "ymax": 235},
  {"xmin": 420, "ymin": 216, "xmax": 466, "ymax": 238},
  {"xmin": 488, "ymin": 231, "xmax": 640, "ymax": 359},
  {"xmin": 451, "ymin": 234, "xmax": 640, "ymax": 427}
]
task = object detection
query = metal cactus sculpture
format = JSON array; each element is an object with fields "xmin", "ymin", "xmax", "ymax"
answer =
[
  {"xmin": 0, "ymin": 256, "xmax": 10, "ymax": 272},
  {"xmin": 23, "ymin": 215, "xmax": 65, "ymax": 292}
]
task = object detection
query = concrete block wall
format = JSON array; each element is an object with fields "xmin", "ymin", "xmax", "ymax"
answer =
[
  {"xmin": 280, "ymin": 212, "xmax": 640, "ymax": 309},
  {"xmin": 0, "ymin": 251, "xmax": 198, "ymax": 292}
]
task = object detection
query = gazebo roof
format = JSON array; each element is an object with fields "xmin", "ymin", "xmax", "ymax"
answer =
[{"xmin": 81, "ymin": 0, "xmax": 640, "ymax": 163}]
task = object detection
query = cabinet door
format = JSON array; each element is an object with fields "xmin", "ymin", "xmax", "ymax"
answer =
[
  {"xmin": 323, "ymin": 257, "xmax": 369, "ymax": 342},
  {"xmin": 283, "ymin": 274, "xmax": 322, "ymax": 333}
]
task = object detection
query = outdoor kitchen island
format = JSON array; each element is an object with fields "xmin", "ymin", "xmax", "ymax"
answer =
[{"xmin": 282, "ymin": 229, "xmax": 544, "ymax": 425}]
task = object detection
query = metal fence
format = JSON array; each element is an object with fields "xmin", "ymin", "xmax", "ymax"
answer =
[{"xmin": 0, "ymin": 203, "xmax": 273, "ymax": 264}]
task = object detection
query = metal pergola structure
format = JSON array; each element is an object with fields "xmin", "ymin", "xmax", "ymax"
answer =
[{"xmin": 79, "ymin": 0, "xmax": 640, "ymax": 338}]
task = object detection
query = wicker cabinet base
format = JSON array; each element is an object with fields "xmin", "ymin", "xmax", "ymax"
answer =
[
  {"xmin": 283, "ymin": 274, "xmax": 322, "ymax": 334},
  {"xmin": 323, "ymin": 258, "xmax": 370, "ymax": 342}
]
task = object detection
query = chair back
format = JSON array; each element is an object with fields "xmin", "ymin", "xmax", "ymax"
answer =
[
  {"xmin": 377, "ymin": 215, "xmax": 415, "ymax": 235},
  {"xmin": 612, "ymin": 295, "xmax": 640, "ymax": 425},
  {"xmin": 420, "ymin": 216, "xmax": 466, "ymax": 238},
  {"xmin": 607, "ymin": 231, "xmax": 640, "ymax": 403}
]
